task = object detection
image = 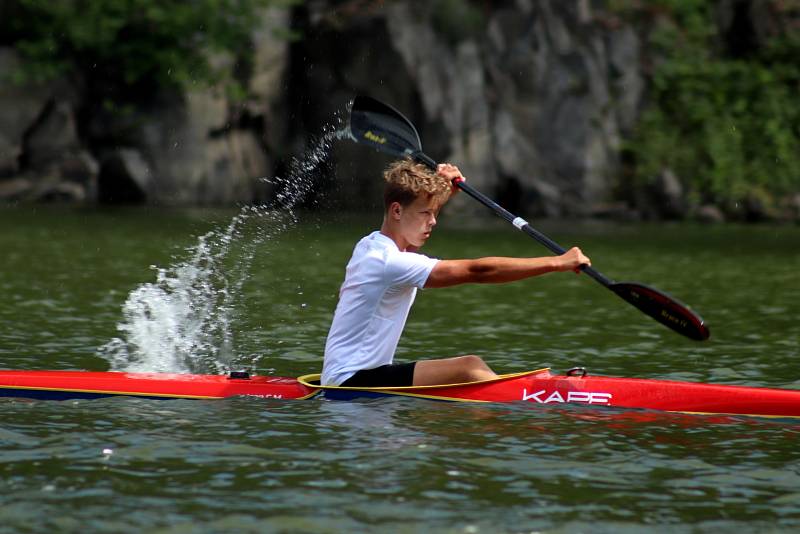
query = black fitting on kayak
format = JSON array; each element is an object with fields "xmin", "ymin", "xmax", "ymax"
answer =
[
  {"xmin": 566, "ymin": 367, "xmax": 587, "ymax": 378},
  {"xmin": 228, "ymin": 371, "xmax": 251, "ymax": 380}
]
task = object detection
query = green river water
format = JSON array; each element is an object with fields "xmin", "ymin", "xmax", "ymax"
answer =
[{"xmin": 1, "ymin": 205, "xmax": 799, "ymax": 533}]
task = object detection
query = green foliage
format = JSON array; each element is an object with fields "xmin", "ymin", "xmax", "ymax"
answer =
[
  {"xmin": 621, "ymin": 0, "xmax": 800, "ymax": 215},
  {"xmin": 1, "ymin": 0, "xmax": 289, "ymax": 100},
  {"xmin": 430, "ymin": 0, "xmax": 486, "ymax": 46}
]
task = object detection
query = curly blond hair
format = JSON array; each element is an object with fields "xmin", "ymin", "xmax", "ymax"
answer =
[{"xmin": 383, "ymin": 159, "xmax": 452, "ymax": 210}]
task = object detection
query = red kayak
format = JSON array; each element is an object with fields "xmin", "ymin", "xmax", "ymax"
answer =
[
  {"xmin": 2, "ymin": 367, "xmax": 800, "ymax": 418},
  {"xmin": 301, "ymin": 367, "xmax": 800, "ymax": 418}
]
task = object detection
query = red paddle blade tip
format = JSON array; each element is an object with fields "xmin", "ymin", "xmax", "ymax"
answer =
[{"xmin": 611, "ymin": 282, "xmax": 710, "ymax": 341}]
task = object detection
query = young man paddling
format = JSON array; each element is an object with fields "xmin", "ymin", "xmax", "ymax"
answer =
[{"xmin": 321, "ymin": 160, "xmax": 591, "ymax": 387}]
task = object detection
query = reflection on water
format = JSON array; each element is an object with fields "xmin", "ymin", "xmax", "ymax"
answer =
[{"xmin": 4, "ymin": 394, "xmax": 799, "ymax": 532}]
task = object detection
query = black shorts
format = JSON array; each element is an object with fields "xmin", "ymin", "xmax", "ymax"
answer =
[{"xmin": 340, "ymin": 362, "xmax": 417, "ymax": 388}]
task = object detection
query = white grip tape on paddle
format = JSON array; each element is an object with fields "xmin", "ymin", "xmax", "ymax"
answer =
[{"xmin": 512, "ymin": 217, "xmax": 528, "ymax": 230}]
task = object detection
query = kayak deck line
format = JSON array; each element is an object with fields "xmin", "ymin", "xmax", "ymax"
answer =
[{"xmin": 2, "ymin": 368, "xmax": 800, "ymax": 419}]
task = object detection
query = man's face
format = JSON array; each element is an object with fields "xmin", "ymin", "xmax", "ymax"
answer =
[{"xmin": 398, "ymin": 194, "xmax": 441, "ymax": 249}]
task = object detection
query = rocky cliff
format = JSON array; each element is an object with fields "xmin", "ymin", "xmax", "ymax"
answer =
[
  {"xmin": 0, "ymin": 0, "xmax": 796, "ymax": 220},
  {"xmin": 0, "ymin": 5, "xmax": 290, "ymax": 206},
  {"xmin": 288, "ymin": 0, "xmax": 644, "ymax": 217}
]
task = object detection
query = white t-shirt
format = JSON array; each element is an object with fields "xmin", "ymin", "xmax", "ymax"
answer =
[{"xmin": 321, "ymin": 231, "xmax": 439, "ymax": 386}]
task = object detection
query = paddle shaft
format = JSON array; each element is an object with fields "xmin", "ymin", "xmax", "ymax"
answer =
[{"xmin": 414, "ymin": 152, "xmax": 614, "ymax": 287}]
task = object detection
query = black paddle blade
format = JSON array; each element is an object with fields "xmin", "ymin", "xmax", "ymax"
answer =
[
  {"xmin": 350, "ymin": 95, "xmax": 422, "ymax": 158},
  {"xmin": 610, "ymin": 282, "xmax": 710, "ymax": 341}
]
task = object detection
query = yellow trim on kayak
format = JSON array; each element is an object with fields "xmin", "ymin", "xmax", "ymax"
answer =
[
  {"xmin": 292, "ymin": 389, "xmax": 323, "ymax": 400},
  {"xmin": 297, "ymin": 368, "xmax": 549, "ymax": 392}
]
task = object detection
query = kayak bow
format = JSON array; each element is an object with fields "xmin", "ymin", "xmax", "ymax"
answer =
[
  {"xmin": 2, "ymin": 368, "xmax": 800, "ymax": 419},
  {"xmin": 0, "ymin": 370, "xmax": 317, "ymax": 401}
]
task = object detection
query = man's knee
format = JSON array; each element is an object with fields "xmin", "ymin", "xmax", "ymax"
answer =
[
  {"xmin": 458, "ymin": 355, "xmax": 494, "ymax": 381},
  {"xmin": 459, "ymin": 354, "xmax": 489, "ymax": 369}
]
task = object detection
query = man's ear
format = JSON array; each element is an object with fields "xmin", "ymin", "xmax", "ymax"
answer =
[{"xmin": 389, "ymin": 201, "xmax": 403, "ymax": 221}]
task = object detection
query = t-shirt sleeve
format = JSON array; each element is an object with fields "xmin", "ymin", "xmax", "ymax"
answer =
[{"xmin": 384, "ymin": 250, "xmax": 439, "ymax": 289}]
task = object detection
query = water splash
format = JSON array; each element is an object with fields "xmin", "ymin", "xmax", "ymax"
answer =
[{"xmin": 101, "ymin": 117, "xmax": 350, "ymax": 374}]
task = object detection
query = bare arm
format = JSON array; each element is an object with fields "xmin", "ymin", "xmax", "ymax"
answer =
[{"xmin": 424, "ymin": 247, "xmax": 591, "ymax": 288}]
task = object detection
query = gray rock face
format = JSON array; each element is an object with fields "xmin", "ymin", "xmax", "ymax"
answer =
[
  {"xmin": 26, "ymin": 101, "xmax": 81, "ymax": 170},
  {"xmin": 0, "ymin": 5, "xmax": 287, "ymax": 206},
  {"xmin": 386, "ymin": 4, "xmax": 495, "ymax": 214},
  {"xmin": 0, "ymin": 49, "xmax": 53, "ymax": 178},
  {"xmin": 695, "ymin": 204, "xmax": 726, "ymax": 224},
  {"xmin": 484, "ymin": 0, "xmax": 628, "ymax": 216},
  {"xmin": 98, "ymin": 149, "xmax": 152, "ymax": 203},
  {"xmin": 136, "ymin": 89, "xmax": 250, "ymax": 205},
  {"xmin": 129, "ymin": 5, "xmax": 287, "ymax": 205},
  {"xmin": 0, "ymin": 3, "xmax": 646, "ymax": 210},
  {"xmin": 292, "ymin": 1, "xmax": 645, "ymax": 216},
  {"xmin": 0, "ymin": 49, "xmax": 98, "ymax": 203}
]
